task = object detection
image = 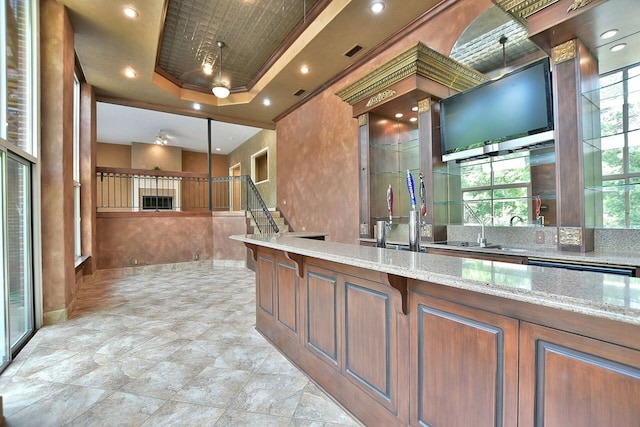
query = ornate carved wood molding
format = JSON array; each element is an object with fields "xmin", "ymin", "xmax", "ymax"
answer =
[
  {"xmin": 336, "ymin": 42, "xmax": 487, "ymax": 106},
  {"xmin": 552, "ymin": 39, "xmax": 577, "ymax": 64},
  {"xmin": 492, "ymin": 0, "xmax": 560, "ymax": 23},
  {"xmin": 365, "ymin": 89, "xmax": 397, "ymax": 108},
  {"xmin": 558, "ymin": 227, "xmax": 583, "ymax": 246},
  {"xmin": 567, "ymin": 0, "xmax": 594, "ymax": 12},
  {"xmin": 418, "ymin": 98, "xmax": 431, "ymax": 113}
]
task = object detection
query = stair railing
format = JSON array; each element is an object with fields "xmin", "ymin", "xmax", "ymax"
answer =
[
  {"xmin": 96, "ymin": 168, "xmax": 279, "ymax": 234},
  {"xmin": 244, "ymin": 176, "xmax": 280, "ymax": 234},
  {"xmin": 210, "ymin": 175, "xmax": 279, "ymax": 234}
]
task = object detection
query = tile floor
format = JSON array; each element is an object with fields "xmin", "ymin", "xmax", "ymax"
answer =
[{"xmin": 0, "ymin": 264, "xmax": 361, "ymax": 426}]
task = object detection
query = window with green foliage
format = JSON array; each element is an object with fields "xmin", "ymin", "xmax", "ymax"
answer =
[
  {"xmin": 460, "ymin": 152, "xmax": 530, "ymax": 225},
  {"xmin": 600, "ymin": 63, "xmax": 640, "ymax": 228}
]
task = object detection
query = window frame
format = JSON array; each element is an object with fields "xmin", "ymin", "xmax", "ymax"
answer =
[
  {"xmin": 459, "ymin": 152, "xmax": 532, "ymax": 226},
  {"xmin": 251, "ymin": 146, "xmax": 269, "ymax": 184},
  {"xmin": 600, "ymin": 63, "xmax": 640, "ymax": 228}
]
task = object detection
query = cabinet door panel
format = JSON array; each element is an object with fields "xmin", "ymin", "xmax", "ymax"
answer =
[
  {"xmin": 257, "ymin": 255, "xmax": 274, "ymax": 316},
  {"xmin": 306, "ymin": 271, "xmax": 338, "ymax": 364},
  {"xmin": 411, "ymin": 293, "xmax": 518, "ymax": 427},
  {"xmin": 345, "ymin": 281, "xmax": 391, "ymax": 400},
  {"xmin": 276, "ymin": 261, "xmax": 298, "ymax": 336},
  {"xmin": 520, "ymin": 322, "xmax": 640, "ymax": 427}
]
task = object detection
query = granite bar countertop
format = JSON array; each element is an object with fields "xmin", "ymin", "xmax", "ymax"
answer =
[
  {"xmin": 231, "ymin": 234, "xmax": 640, "ymax": 326},
  {"xmin": 360, "ymin": 237, "xmax": 640, "ymax": 268}
]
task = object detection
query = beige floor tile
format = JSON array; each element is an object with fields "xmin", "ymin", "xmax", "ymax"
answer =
[{"xmin": 0, "ymin": 265, "xmax": 360, "ymax": 426}]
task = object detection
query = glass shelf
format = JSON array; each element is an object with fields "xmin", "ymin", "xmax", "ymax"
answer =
[
  {"xmin": 583, "ymin": 126, "xmax": 640, "ymax": 146},
  {"xmin": 432, "ymin": 194, "xmax": 557, "ymax": 205},
  {"xmin": 585, "ymin": 182, "xmax": 640, "ymax": 192},
  {"xmin": 582, "ymin": 72, "xmax": 640, "ymax": 144},
  {"xmin": 582, "ymin": 73, "xmax": 640, "ymax": 106},
  {"xmin": 370, "ymin": 168, "xmax": 421, "ymax": 177},
  {"xmin": 370, "ymin": 138, "xmax": 418, "ymax": 151}
]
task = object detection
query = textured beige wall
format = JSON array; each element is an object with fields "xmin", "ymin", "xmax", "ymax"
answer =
[
  {"xmin": 228, "ymin": 129, "xmax": 277, "ymax": 208},
  {"xmin": 182, "ymin": 150, "xmax": 228, "ymax": 176},
  {"xmin": 97, "ymin": 142, "xmax": 131, "ymax": 167},
  {"xmin": 131, "ymin": 142, "xmax": 182, "ymax": 171},
  {"xmin": 96, "ymin": 214, "xmax": 213, "ymax": 269},
  {"xmin": 276, "ymin": 0, "xmax": 493, "ymax": 244}
]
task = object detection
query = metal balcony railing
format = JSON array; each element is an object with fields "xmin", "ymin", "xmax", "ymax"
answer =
[{"xmin": 96, "ymin": 167, "xmax": 279, "ymax": 234}]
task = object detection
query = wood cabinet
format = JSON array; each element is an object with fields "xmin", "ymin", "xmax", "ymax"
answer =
[
  {"xmin": 247, "ymin": 243, "xmax": 640, "ymax": 426},
  {"xmin": 519, "ymin": 322, "xmax": 640, "ymax": 427},
  {"xmin": 410, "ymin": 292, "xmax": 519, "ymax": 426},
  {"xmin": 253, "ymin": 247, "xmax": 410, "ymax": 426},
  {"xmin": 255, "ymin": 248, "xmax": 302, "ymax": 345}
]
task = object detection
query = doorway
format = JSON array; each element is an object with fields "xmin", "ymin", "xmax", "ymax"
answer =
[
  {"xmin": 229, "ymin": 163, "xmax": 241, "ymax": 211},
  {"xmin": 0, "ymin": 151, "xmax": 35, "ymax": 372}
]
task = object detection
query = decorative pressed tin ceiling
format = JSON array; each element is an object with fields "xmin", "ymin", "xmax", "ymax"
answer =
[
  {"xmin": 156, "ymin": 1, "xmax": 544, "ymax": 95},
  {"xmin": 156, "ymin": 0, "xmax": 322, "ymax": 92},
  {"xmin": 451, "ymin": 6, "xmax": 544, "ymax": 75}
]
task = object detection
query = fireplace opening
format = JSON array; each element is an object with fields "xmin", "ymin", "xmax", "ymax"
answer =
[{"xmin": 142, "ymin": 195, "xmax": 173, "ymax": 210}]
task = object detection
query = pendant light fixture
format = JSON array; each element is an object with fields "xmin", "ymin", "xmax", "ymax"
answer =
[{"xmin": 212, "ymin": 41, "xmax": 230, "ymax": 98}]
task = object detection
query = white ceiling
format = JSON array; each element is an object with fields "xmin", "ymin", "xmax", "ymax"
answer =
[{"xmin": 96, "ymin": 103, "xmax": 263, "ymax": 154}]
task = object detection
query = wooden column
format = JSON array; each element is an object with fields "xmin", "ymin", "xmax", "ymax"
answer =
[
  {"xmin": 418, "ymin": 97, "xmax": 447, "ymax": 242},
  {"xmin": 80, "ymin": 83, "xmax": 97, "ymax": 275},
  {"xmin": 40, "ymin": 0, "xmax": 76, "ymax": 323},
  {"xmin": 358, "ymin": 114, "xmax": 371, "ymax": 237},
  {"xmin": 552, "ymin": 39, "xmax": 599, "ymax": 252}
]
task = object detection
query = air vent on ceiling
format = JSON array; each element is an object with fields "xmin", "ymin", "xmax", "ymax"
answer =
[
  {"xmin": 294, "ymin": 89, "xmax": 306, "ymax": 97},
  {"xmin": 344, "ymin": 45, "xmax": 363, "ymax": 58}
]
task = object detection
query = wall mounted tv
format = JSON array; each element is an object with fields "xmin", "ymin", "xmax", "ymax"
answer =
[{"xmin": 440, "ymin": 57, "xmax": 554, "ymax": 162}]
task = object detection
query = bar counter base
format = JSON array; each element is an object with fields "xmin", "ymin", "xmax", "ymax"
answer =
[{"xmin": 244, "ymin": 241, "xmax": 640, "ymax": 427}]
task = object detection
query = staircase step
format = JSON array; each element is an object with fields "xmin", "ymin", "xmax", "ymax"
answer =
[
  {"xmin": 249, "ymin": 217, "xmax": 286, "ymax": 226},
  {"xmin": 245, "ymin": 207, "xmax": 290, "ymax": 234},
  {"xmin": 246, "ymin": 210, "xmax": 282, "ymax": 218},
  {"xmin": 249, "ymin": 224, "xmax": 289, "ymax": 234}
]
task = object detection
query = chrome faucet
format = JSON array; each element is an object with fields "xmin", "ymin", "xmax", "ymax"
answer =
[
  {"xmin": 479, "ymin": 215, "xmax": 495, "ymax": 247},
  {"xmin": 463, "ymin": 203, "xmax": 487, "ymax": 246},
  {"xmin": 510, "ymin": 215, "xmax": 524, "ymax": 226}
]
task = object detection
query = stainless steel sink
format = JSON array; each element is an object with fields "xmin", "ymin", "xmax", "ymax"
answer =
[
  {"xmin": 432, "ymin": 241, "xmax": 527, "ymax": 253},
  {"xmin": 385, "ymin": 243, "xmax": 426, "ymax": 253},
  {"xmin": 498, "ymin": 247, "xmax": 528, "ymax": 253},
  {"xmin": 433, "ymin": 241, "xmax": 501, "ymax": 249},
  {"xmin": 433, "ymin": 240, "xmax": 479, "ymax": 247}
]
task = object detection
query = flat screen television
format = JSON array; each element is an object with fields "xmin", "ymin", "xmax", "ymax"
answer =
[{"xmin": 440, "ymin": 58, "xmax": 554, "ymax": 162}]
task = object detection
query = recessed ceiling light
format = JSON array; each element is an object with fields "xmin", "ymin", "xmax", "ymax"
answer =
[
  {"xmin": 263, "ymin": 98, "xmax": 271, "ymax": 106},
  {"xmin": 193, "ymin": 103, "xmax": 201, "ymax": 110},
  {"xmin": 370, "ymin": 2, "xmax": 385, "ymax": 14},
  {"xmin": 123, "ymin": 7, "xmax": 138, "ymax": 18},
  {"xmin": 395, "ymin": 113, "xmax": 403, "ymax": 118},
  {"xmin": 215, "ymin": 148, "xmax": 222, "ymax": 152},
  {"xmin": 124, "ymin": 67, "xmax": 136, "ymax": 78},
  {"xmin": 300, "ymin": 65, "xmax": 310, "ymax": 74},
  {"xmin": 610, "ymin": 43, "xmax": 626, "ymax": 52},
  {"xmin": 411, "ymin": 106, "xmax": 419, "ymax": 112},
  {"xmin": 409, "ymin": 117, "xmax": 418, "ymax": 122},
  {"xmin": 600, "ymin": 29, "xmax": 618, "ymax": 39}
]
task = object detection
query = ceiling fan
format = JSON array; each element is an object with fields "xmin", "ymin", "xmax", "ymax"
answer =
[
  {"xmin": 178, "ymin": 40, "xmax": 230, "ymax": 98},
  {"xmin": 154, "ymin": 130, "xmax": 177, "ymax": 145}
]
